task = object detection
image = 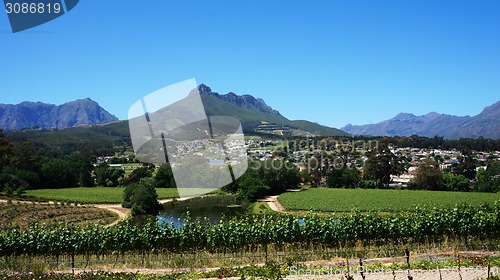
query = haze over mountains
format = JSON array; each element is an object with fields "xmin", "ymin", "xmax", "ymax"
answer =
[
  {"xmin": 342, "ymin": 101, "xmax": 500, "ymax": 140},
  {"xmin": 0, "ymin": 98, "xmax": 118, "ymax": 130}
]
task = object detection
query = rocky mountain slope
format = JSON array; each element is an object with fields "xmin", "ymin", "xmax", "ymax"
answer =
[{"xmin": 0, "ymin": 98, "xmax": 118, "ymax": 130}]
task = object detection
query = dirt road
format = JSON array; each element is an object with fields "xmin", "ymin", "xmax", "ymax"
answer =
[{"xmin": 258, "ymin": 195, "xmax": 286, "ymax": 212}]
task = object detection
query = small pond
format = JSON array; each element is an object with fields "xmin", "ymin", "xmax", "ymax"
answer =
[{"xmin": 157, "ymin": 195, "xmax": 248, "ymax": 228}]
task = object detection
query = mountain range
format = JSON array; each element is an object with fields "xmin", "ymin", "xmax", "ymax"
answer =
[
  {"xmin": 2, "ymin": 86, "xmax": 499, "ymax": 140},
  {"xmin": 341, "ymin": 101, "xmax": 500, "ymax": 139},
  {"xmin": 0, "ymin": 98, "xmax": 118, "ymax": 130},
  {"xmin": 0, "ymin": 85, "xmax": 347, "ymax": 137}
]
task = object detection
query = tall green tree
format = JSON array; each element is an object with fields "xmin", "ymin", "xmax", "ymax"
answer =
[
  {"xmin": 408, "ymin": 158, "xmax": 443, "ymax": 191},
  {"xmin": 234, "ymin": 170, "xmax": 270, "ymax": 200},
  {"xmin": 452, "ymin": 149, "xmax": 477, "ymax": 180},
  {"xmin": 123, "ymin": 178, "xmax": 159, "ymax": 216},
  {"xmin": 40, "ymin": 158, "xmax": 79, "ymax": 189},
  {"xmin": 327, "ymin": 167, "xmax": 360, "ymax": 188},
  {"xmin": 94, "ymin": 163, "xmax": 125, "ymax": 187},
  {"xmin": 443, "ymin": 172, "xmax": 470, "ymax": 192},
  {"xmin": 154, "ymin": 163, "xmax": 176, "ymax": 188},
  {"xmin": 363, "ymin": 141, "xmax": 404, "ymax": 187},
  {"xmin": 123, "ymin": 167, "xmax": 153, "ymax": 185},
  {"xmin": 259, "ymin": 159, "xmax": 301, "ymax": 195},
  {"xmin": 474, "ymin": 162, "xmax": 500, "ymax": 192}
]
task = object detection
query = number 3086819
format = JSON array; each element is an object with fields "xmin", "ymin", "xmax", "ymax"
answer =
[{"xmin": 5, "ymin": 2, "xmax": 62, "ymax": 14}]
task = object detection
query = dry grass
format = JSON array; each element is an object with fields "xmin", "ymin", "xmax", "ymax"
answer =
[{"xmin": 0, "ymin": 201, "xmax": 117, "ymax": 230}]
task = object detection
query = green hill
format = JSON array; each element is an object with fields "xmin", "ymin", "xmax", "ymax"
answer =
[
  {"xmin": 199, "ymin": 84, "xmax": 347, "ymax": 137},
  {"xmin": 5, "ymin": 84, "xmax": 348, "ymax": 154}
]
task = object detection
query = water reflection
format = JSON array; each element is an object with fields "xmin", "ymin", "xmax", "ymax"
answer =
[{"xmin": 157, "ymin": 195, "xmax": 246, "ymax": 228}]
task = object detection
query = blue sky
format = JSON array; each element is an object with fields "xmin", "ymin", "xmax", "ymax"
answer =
[{"xmin": 1, "ymin": 0, "xmax": 499, "ymax": 128}]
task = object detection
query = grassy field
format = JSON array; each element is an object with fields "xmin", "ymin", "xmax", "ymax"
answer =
[
  {"xmin": 278, "ymin": 188, "xmax": 500, "ymax": 212},
  {"xmin": 24, "ymin": 187, "xmax": 192, "ymax": 204}
]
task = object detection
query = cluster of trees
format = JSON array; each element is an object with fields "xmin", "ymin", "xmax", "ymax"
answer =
[
  {"xmin": 227, "ymin": 159, "xmax": 301, "ymax": 200},
  {"xmin": 0, "ymin": 131, "xmax": 95, "ymax": 194},
  {"xmin": 409, "ymin": 159, "xmax": 500, "ymax": 192},
  {"xmin": 123, "ymin": 179, "xmax": 160, "ymax": 216},
  {"xmin": 319, "ymin": 141, "xmax": 405, "ymax": 189},
  {"xmin": 120, "ymin": 163, "xmax": 175, "ymax": 215},
  {"xmin": 0, "ymin": 129, "xmax": 176, "ymax": 190},
  {"xmin": 0, "ymin": 130, "xmax": 174, "ymax": 215}
]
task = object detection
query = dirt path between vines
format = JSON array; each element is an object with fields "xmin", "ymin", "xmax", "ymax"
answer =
[
  {"xmin": 259, "ymin": 195, "xmax": 286, "ymax": 212},
  {"xmin": 90, "ymin": 204, "xmax": 129, "ymax": 226},
  {"xmin": 52, "ymin": 257, "xmax": 499, "ymax": 280}
]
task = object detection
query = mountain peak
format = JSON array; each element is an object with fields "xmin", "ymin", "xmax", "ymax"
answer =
[
  {"xmin": 0, "ymin": 98, "xmax": 118, "ymax": 130},
  {"xmin": 197, "ymin": 84, "xmax": 212, "ymax": 95},
  {"xmin": 394, "ymin": 113, "xmax": 415, "ymax": 119},
  {"xmin": 425, "ymin": 112, "xmax": 440, "ymax": 117},
  {"xmin": 197, "ymin": 84, "xmax": 282, "ymax": 117}
]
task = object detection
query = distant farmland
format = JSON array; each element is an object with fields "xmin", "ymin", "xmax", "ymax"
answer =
[
  {"xmin": 278, "ymin": 188, "xmax": 500, "ymax": 212},
  {"xmin": 25, "ymin": 187, "xmax": 182, "ymax": 204}
]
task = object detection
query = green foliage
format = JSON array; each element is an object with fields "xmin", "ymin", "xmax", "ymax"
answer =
[
  {"xmin": 408, "ymin": 158, "xmax": 444, "ymax": 191},
  {"xmin": 363, "ymin": 141, "xmax": 405, "ymax": 187},
  {"xmin": 443, "ymin": 172, "xmax": 470, "ymax": 192},
  {"xmin": 475, "ymin": 162, "xmax": 500, "ymax": 193},
  {"xmin": 122, "ymin": 167, "xmax": 152, "ymax": 185},
  {"xmin": 278, "ymin": 188, "xmax": 500, "ymax": 212},
  {"xmin": 392, "ymin": 134, "xmax": 500, "ymax": 152},
  {"xmin": 232, "ymin": 160, "xmax": 300, "ymax": 199},
  {"xmin": 361, "ymin": 179, "xmax": 378, "ymax": 188},
  {"xmin": 452, "ymin": 149, "xmax": 477, "ymax": 179},
  {"xmin": 0, "ymin": 130, "xmax": 12, "ymax": 168},
  {"xmin": 14, "ymin": 186, "xmax": 25, "ymax": 197},
  {"xmin": 123, "ymin": 179, "xmax": 159, "ymax": 216},
  {"xmin": 250, "ymin": 201, "xmax": 275, "ymax": 214},
  {"xmin": 154, "ymin": 163, "xmax": 176, "ymax": 188},
  {"xmin": 0, "ymin": 203, "xmax": 498, "ymax": 261},
  {"xmin": 94, "ymin": 163, "xmax": 125, "ymax": 187},
  {"xmin": 6, "ymin": 121, "xmax": 131, "ymax": 156},
  {"xmin": 0, "ymin": 133, "xmax": 96, "ymax": 190},
  {"xmin": 258, "ymin": 160, "xmax": 301, "ymax": 194},
  {"xmin": 235, "ymin": 173, "xmax": 270, "ymax": 200},
  {"xmin": 327, "ymin": 167, "xmax": 360, "ymax": 188},
  {"xmin": 3, "ymin": 183, "xmax": 14, "ymax": 197},
  {"xmin": 40, "ymin": 158, "xmax": 79, "ymax": 189}
]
